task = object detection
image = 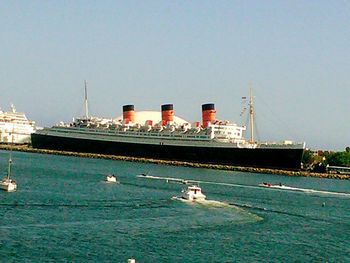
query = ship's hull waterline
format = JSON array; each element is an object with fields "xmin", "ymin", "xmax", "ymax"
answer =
[{"xmin": 31, "ymin": 133, "xmax": 304, "ymax": 170}]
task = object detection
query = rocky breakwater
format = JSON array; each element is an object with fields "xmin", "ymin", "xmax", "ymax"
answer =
[{"xmin": 1, "ymin": 144, "xmax": 349, "ymax": 180}]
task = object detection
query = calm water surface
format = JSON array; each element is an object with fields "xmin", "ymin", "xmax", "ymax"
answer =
[{"xmin": 0, "ymin": 151, "xmax": 349, "ymax": 262}]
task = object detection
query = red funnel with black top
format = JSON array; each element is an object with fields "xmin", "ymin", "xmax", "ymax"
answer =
[
  {"xmin": 161, "ymin": 104, "xmax": 174, "ymax": 126},
  {"xmin": 202, "ymin": 103, "xmax": 216, "ymax": 128},
  {"xmin": 123, "ymin": 105, "xmax": 135, "ymax": 124}
]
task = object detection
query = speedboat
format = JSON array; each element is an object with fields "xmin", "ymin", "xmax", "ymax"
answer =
[
  {"xmin": 258, "ymin": 182, "xmax": 297, "ymax": 191},
  {"xmin": 259, "ymin": 182, "xmax": 285, "ymax": 188},
  {"xmin": 106, "ymin": 174, "xmax": 117, "ymax": 183},
  {"xmin": 181, "ymin": 185, "xmax": 206, "ymax": 201},
  {"xmin": 259, "ymin": 182, "xmax": 273, "ymax": 187}
]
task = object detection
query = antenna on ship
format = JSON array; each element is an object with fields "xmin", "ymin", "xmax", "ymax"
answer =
[
  {"xmin": 7, "ymin": 126, "xmax": 14, "ymax": 180},
  {"xmin": 84, "ymin": 80, "xmax": 89, "ymax": 119},
  {"xmin": 248, "ymin": 86, "xmax": 254, "ymax": 144}
]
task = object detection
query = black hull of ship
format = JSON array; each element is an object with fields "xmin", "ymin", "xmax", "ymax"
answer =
[{"xmin": 31, "ymin": 134, "xmax": 304, "ymax": 170}]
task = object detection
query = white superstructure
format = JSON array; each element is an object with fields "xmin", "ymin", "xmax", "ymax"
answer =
[
  {"xmin": 181, "ymin": 185, "xmax": 206, "ymax": 201},
  {"xmin": 0, "ymin": 104, "xmax": 36, "ymax": 144}
]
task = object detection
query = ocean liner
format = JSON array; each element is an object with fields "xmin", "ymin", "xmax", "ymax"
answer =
[
  {"xmin": 0, "ymin": 104, "xmax": 36, "ymax": 144},
  {"xmin": 31, "ymin": 87, "xmax": 305, "ymax": 170}
]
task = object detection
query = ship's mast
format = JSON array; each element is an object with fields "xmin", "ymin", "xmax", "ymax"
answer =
[
  {"xmin": 7, "ymin": 128, "xmax": 13, "ymax": 180},
  {"xmin": 248, "ymin": 87, "xmax": 254, "ymax": 144},
  {"xmin": 7, "ymin": 153, "xmax": 12, "ymax": 180},
  {"xmin": 84, "ymin": 80, "xmax": 89, "ymax": 119}
]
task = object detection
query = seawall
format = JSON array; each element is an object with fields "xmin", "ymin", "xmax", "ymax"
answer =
[{"xmin": 1, "ymin": 144, "xmax": 349, "ymax": 180}]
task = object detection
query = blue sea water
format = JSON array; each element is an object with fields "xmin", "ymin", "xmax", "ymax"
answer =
[{"xmin": 0, "ymin": 150, "xmax": 349, "ymax": 262}]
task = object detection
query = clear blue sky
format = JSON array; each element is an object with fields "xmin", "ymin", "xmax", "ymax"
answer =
[{"xmin": 0, "ymin": 1, "xmax": 349, "ymax": 150}]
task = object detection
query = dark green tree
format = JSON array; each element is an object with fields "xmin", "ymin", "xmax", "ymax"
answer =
[{"xmin": 326, "ymin": 151, "xmax": 350, "ymax": 167}]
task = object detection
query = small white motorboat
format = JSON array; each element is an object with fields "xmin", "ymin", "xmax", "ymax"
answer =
[
  {"xmin": 106, "ymin": 174, "xmax": 118, "ymax": 183},
  {"xmin": 0, "ymin": 155, "xmax": 17, "ymax": 192},
  {"xmin": 181, "ymin": 185, "xmax": 206, "ymax": 201}
]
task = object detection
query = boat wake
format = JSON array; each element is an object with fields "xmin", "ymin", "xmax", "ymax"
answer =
[
  {"xmin": 171, "ymin": 196, "xmax": 263, "ymax": 222},
  {"xmin": 137, "ymin": 174, "xmax": 258, "ymax": 189},
  {"xmin": 103, "ymin": 180, "xmax": 120, "ymax": 184},
  {"xmin": 137, "ymin": 174, "xmax": 350, "ymax": 198},
  {"xmin": 172, "ymin": 196, "xmax": 229, "ymax": 207},
  {"xmin": 259, "ymin": 183, "xmax": 350, "ymax": 197}
]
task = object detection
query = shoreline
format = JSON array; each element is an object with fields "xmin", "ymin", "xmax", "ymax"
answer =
[{"xmin": 1, "ymin": 144, "xmax": 349, "ymax": 180}]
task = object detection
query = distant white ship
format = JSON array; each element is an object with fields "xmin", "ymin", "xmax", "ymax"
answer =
[{"xmin": 0, "ymin": 104, "xmax": 36, "ymax": 144}]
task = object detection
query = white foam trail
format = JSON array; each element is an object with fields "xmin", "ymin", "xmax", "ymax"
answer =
[
  {"xmin": 137, "ymin": 174, "xmax": 258, "ymax": 189},
  {"xmin": 171, "ymin": 196, "xmax": 230, "ymax": 207},
  {"xmin": 171, "ymin": 197, "xmax": 263, "ymax": 221},
  {"xmin": 290, "ymin": 187, "xmax": 350, "ymax": 197},
  {"xmin": 138, "ymin": 174, "xmax": 350, "ymax": 198},
  {"xmin": 259, "ymin": 184, "xmax": 350, "ymax": 197}
]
